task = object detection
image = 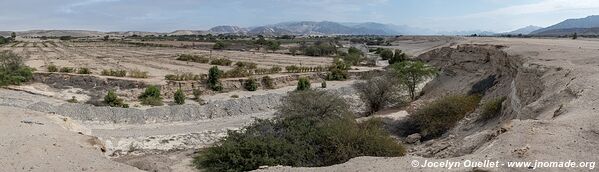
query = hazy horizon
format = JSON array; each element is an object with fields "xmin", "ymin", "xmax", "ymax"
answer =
[{"xmin": 1, "ymin": 0, "xmax": 597, "ymax": 33}]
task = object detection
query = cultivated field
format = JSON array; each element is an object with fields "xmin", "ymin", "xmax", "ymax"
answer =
[{"xmin": 0, "ymin": 41, "xmax": 334, "ymax": 82}]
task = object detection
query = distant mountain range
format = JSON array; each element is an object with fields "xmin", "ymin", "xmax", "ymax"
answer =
[
  {"xmin": 4, "ymin": 16, "xmax": 599, "ymax": 37},
  {"xmin": 505, "ymin": 25, "xmax": 543, "ymax": 35},
  {"xmin": 0, "ymin": 21, "xmax": 436, "ymax": 37},
  {"xmin": 529, "ymin": 15, "xmax": 599, "ymax": 36}
]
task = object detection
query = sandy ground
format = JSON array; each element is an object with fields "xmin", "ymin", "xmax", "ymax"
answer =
[
  {"xmin": 0, "ymin": 106, "xmax": 141, "ymax": 172},
  {"xmin": 259, "ymin": 37, "xmax": 599, "ymax": 171},
  {"xmin": 0, "ymin": 36, "xmax": 460, "ymax": 172}
]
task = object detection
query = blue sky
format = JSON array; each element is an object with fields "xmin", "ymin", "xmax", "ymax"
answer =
[{"xmin": 1, "ymin": 0, "xmax": 598, "ymax": 32}]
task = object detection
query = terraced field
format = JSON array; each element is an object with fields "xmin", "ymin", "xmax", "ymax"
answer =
[{"xmin": 0, "ymin": 41, "xmax": 334, "ymax": 82}]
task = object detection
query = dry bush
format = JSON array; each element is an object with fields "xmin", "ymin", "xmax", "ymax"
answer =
[
  {"xmin": 353, "ymin": 75, "xmax": 402, "ymax": 115},
  {"xmin": 405, "ymin": 95, "xmax": 480, "ymax": 140},
  {"xmin": 210, "ymin": 58, "xmax": 233, "ymax": 66},
  {"xmin": 177, "ymin": 54, "xmax": 209, "ymax": 63},
  {"xmin": 128, "ymin": 69, "xmax": 149, "ymax": 78},
  {"xmin": 194, "ymin": 90, "xmax": 405, "ymax": 172},
  {"xmin": 47, "ymin": 64, "xmax": 58, "ymax": 72},
  {"xmin": 165, "ymin": 72, "xmax": 200, "ymax": 81},
  {"xmin": 59, "ymin": 67, "xmax": 75, "ymax": 73},
  {"xmin": 480, "ymin": 97, "xmax": 506, "ymax": 120},
  {"xmin": 262, "ymin": 76, "xmax": 275, "ymax": 89},
  {"xmin": 235, "ymin": 61, "xmax": 257, "ymax": 69},
  {"xmin": 77, "ymin": 67, "xmax": 92, "ymax": 74},
  {"xmin": 101, "ymin": 69, "xmax": 127, "ymax": 77}
]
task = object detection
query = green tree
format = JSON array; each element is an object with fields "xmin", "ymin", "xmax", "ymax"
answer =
[
  {"xmin": 208, "ymin": 66, "xmax": 223, "ymax": 91},
  {"xmin": 0, "ymin": 37, "xmax": 8, "ymax": 44},
  {"xmin": 103, "ymin": 35, "xmax": 110, "ymax": 41},
  {"xmin": 380, "ymin": 49, "xmax": 394, "ymax": 60},
  {"xmin": 266, "ymin": 41, "xmax": 280, "ymax": 52},
  {"xmin": 174, "ymin": 88, "xmax": 186, "ymax": 105},
  {"xmin": 348, "ymin": 47, "xmax": 362, "ymax": 55},
  {"xmin": 391, "ymin": 61, "xmax": 437, "ymax": 100},
  {"xmin": 296, "ymin": 77, "xmax": 311, "ymax": 91},
  {"xmin": 10, "ymin": 32, "xmax": 16, "ymax": 40},
  {"xmin": 213, "ymin": 41, "xmax": 227, "ymax": 50}
]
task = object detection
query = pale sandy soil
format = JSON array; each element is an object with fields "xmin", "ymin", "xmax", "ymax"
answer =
[
  {"xmin": 0, "ymin": 36, "xmax": 462, "ymax": 172},
  {"xmin": 0, "ymin": 106, "xmax": 141, "ymax": 172},
  {"xmin": 259, "ymin": 37, "xmax": 599, "ymax": 172}
]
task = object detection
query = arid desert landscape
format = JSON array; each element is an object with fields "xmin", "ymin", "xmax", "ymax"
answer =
[{"xmin": 2, "ymin": 1, "xmax": 599, "ymax": 172}]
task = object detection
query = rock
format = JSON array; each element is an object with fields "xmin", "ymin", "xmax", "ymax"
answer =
[{"xmin": 406, "ymin": 133, "xmax": 422, "ymax": 144}]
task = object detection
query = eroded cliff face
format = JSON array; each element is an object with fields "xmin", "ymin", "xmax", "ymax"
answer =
[
  {"xmin": 260, "ymin": 38, "xmax": 599, "ymax": 172},
  {"xmin": 409, "ymin": 44, "xmax": 574, "ymax": 158}
]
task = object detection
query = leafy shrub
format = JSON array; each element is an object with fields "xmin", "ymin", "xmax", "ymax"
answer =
[
  {"xmin": 296, "ymin": 77, "xmax": 310, "ymax": 91},
  {"xmin": 194, "ymin": 90, "xmax": 405, "ymax": 172},
  {"xmin": 406, "ymin": 95, "xmax": 480, "ymax": 140},
  {"xmin": 165, "ymin": 72, "xmax": 200, "ymax": 81},
  {"xmin": 128, "ymin": 69, "xmax": 149, "ymax": 78},
  {"xmin": 208, "ymin": 66, "xmax": 223, "ymax": 91},
  {"xmin": 480, "ymin": 97, "xmax": 506, "ymax": 120},
  {"xmin": 104, "ymin": 90, "xmax": 128, "ymax": 108},
  {"xmin": 210, "ymin": 58, "xmax": 233, "ymax": 66},
  {"xmin": 0, "ymin": 52, "xmax": 34, "ymax": 86},
  {"xmin": 47, "ymin": 64, "xmax": 58, "ymax": 72},
  {"xmin": 177, "ymin": 54, "xmax": 209, "ymax": 63},
  {"xmin": 353, "ymin": 75, "xmax": 402, "ymax": 115},
  {"xmin": 244, "ymin": 77, "xmax": 258, "ymax": 91},
  {"xmin": 101, "ymin": 69, "xmax": 127, "ymax": 77},
  {"xmin": 174, "ymin": 89, "xmax": 186, "ymax": 105},
  {"xmin": 230, "ymin": 94, "xmax": 239, "ymax": 98},
  {"xmin": 139, "ymin": 85, "xmax": 163, "ymax": 106},
  {"xmin": 77, "ymin": 67, "xmax": 92, "ymax": 74},
  {"xmin": 59, "ymin": 67, "xmax": 75, "ymax": 73},
  {"xmin": 262, "ymin": 76, "xmax": 275, "ymax": 89}
]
